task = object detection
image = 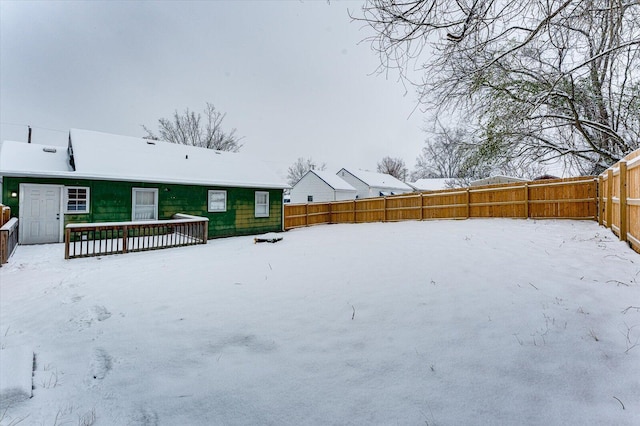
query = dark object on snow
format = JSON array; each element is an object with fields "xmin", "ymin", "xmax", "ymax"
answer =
[{"xmin": 254, "ymin": 233, "xmax": 283, "ymax": 244}]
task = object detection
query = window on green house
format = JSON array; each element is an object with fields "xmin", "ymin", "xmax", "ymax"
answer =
[
  {"xmin": 65, "ymin": 187, "xmax": 90, "ymax": 213},
  {"xmin": 208, "ymin": 190, "xmax": 227, "ymax": 212},
  {"xmin": 255, "ymin": 191, "xmax": 269, "ymax": 217},
  {"xmin": 132, "ymin": 188, "xmax": 158, "ymax": 221}
]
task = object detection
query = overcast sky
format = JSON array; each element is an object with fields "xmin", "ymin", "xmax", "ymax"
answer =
[{"xmin": 0, "ymin": 0, "xmax": 431, "ymax": 180}]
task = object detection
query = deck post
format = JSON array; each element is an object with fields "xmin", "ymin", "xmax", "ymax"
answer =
[
  {"xmin": 122, "ymin": 225, "xmax": 128, "ymax": 254},
  {"xmin": 64, "ymin": 228, "xmax": 71, "ymax": 259},
  {"xmin": 1, "ymin": 229, "xmax": 7, "ymax": 264}
]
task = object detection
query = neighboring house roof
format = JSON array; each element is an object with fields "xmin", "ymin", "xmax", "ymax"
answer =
[
  {"xmin": 337, "ymin": 168, "xmax": 413, "ymax": 191},
  {"xmin": 304, "ymin": 170, "xmax": 356, "ymax": 191},
  {"xmin": 0, "ymin": 129, "xmax": 288, "ymax": 189},
  {"xmin": 470, "ymin": 175, "xmax": 528, "ymax": 186},
  {"xmin": 409, "ymin": 178, "xmax": 450, "ymax": 191}
]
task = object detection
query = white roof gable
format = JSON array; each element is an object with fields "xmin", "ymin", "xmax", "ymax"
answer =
[
  {"xmin": 1, "ymin": 129, "xmax": 287, "ymax": 189},
  {"xmin": 0, "ymin": 140, "xmax": 73, "ymax": 175},
  {"xmin": 339, "ymin": 168, "xmax": 412, "ymax": 191},
  {"xmin": 309, "ymin": 170, "xmax": 356, "ymax": 191}
]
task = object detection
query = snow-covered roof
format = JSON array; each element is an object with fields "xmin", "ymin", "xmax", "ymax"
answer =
[
  {"xmin": 308, "ymin": 170, "xmax": 356, "ymax": 191},
  {"xmin": 338, "ymin": 168, "xmax": 413, "ymax": 191},
  {"xmin": 410, "ymin": 178, "xmax": 450, "ymax": 191},
  {"xmin": 0, "ymin": 141, "xmax": 73, "ymax": 174},
  {"xmin": 1, "ymin": 129, "xmax": 288, "ymax": 189},
  {"xmin": 470, "ymin": 175, "xmax": 527, "ymax": 187}
]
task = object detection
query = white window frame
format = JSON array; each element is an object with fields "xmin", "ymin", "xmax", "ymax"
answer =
[
  {"xmin": 64, "ymin": 186, "xmax": 90, "ymax": 214},
  {"xmin": 208, "ymin": 190, "xmax": 227, "ymax": 212},
  {"xmin": 255, "ymin": 191, "xmax": 269, "ymax": 218},
  {"xmin": 132, "ymin": 188, "xmax": 159, "ymax": 221}
]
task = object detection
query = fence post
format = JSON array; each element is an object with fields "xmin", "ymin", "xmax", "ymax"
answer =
[
  {"xmin": 524, "ymin": 184, "xmax": 529, "ymax": 218},
  {"xmin": 353, "ymin": 200, "xmax": 356, "ymax": 223},
  {"xmin": 328, "ymin": 201, "xmax": 333, "ymax": 224},
  {"xmin": 383, "ymin": 197, "xmax": 387, "ymax": 222},
  {"xmin": 607, "ymin": 169, "xmax": 613, "ymax": 229},
  {"xmin": 305, "ymin": 204, "xmax": 309, "ymax": 227},
  {"xmin": 419, "ymin": 193, "xmax": 424, "ymax": 221},
  {"xmin": 620, "ymin": 161, "xmax": 628, "ymax": 242},
  {"xmin": 598, "ymin": 175, "xmax": 604, "ymax": 226},
  {"xmin": 466, "ymin": 188, "xmax": 470, "ymax": 219}
]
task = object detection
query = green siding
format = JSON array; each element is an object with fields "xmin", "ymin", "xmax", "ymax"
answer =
[{"xmin": 2, "ymin": 176, "xmax": 283, "ymax": 239}]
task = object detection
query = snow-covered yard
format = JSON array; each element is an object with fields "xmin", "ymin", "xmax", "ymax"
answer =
[{"xmin": 1, "ymin": 219, "xmax": 639, "ymax": 425}]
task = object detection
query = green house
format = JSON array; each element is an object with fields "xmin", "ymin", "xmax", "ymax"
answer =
[{"xmin": 0, "ymin": 129, "xmax": 288, "ymax": 244}]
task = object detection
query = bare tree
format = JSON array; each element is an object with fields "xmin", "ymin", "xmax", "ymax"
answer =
[
  {"xmin": 355, "ymin": 1, "xmax": 640, "ymax": 174},
  {"xmin": 377, "ymin": 156, "xmax": 409, "ymax": 181},
  {"xmin": 411, "ymin": 128, "xmax": 471, "ymax": 181},
  {"xmin": 411, "ymin": 126, "xmax": 547, "ymax": 186},
  {"xmin": 143, "ymin": 102, "xmax": 243, "ymax": 152},
  {"xmin": 287, "ymin": 157, "xmax": 327, "ymax": 186}
]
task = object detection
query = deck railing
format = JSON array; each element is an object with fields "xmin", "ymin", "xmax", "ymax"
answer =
[
  {"xmin": 64, "ymin": 213, "xmax": 209, "ymax": 259},
  {"xmin": 0, "ymin": 218, "xmax": 19, "ymax": 265}
]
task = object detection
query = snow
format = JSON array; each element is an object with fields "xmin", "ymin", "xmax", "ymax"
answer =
[
  {"xmin": 0, "ymin": 129, "xmax": 288, "ymax": 189},
  {"xmin": 0, "ymin": 346, "xmax": 33, "ymax": 406},
  {"xmin": 470, "ymin": 175, "xmax": 528, "ymax": 186},
  {"xmin": 69, "ymin": 129, "xmax": 287, "ymax": 189},
  {"xmin": 410, "ymin": 178, "xmax": 451, "ymax": 191},
  {"xmin": 0, "ymin": 141, "xmax": 73, "ymax": 175},
  {"xmin": 309, "ymin": 170, "xmax": 357, "ymax": 191},
  {"xmin": 1, "ymin": 219, "xmax": 640, "ymax": 425},
  {"xmin": 339, "ymin": 168, "xmax": 413, "ymax": 191}
]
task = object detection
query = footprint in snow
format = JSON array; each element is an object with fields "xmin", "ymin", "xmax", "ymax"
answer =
[
  {"xmin": 92, "ymin": 305, "xmax": 111, "ymax": 321},
  {"xmin": 129, "ymin": 407, "xmax": 159, "ymax": 426},
  {"xmin": 89, "ymin": 348, "xmax": 112, "ymax": 380}
]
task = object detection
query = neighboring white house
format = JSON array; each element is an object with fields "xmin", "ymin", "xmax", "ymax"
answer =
[
  {"xmin": 289, "ymin": 170, "xmax": 357, "ymax": 203},
  {"xmin": 470, "ymin": 175, "xmax": 527, "ymax": 186},
  {"xmin": 336, "ymin": 168, "xmax": 414, "ymax": 199},
  {"xmin": 409, "ymin": 178, "xmax": 451, "ymax": 192}
]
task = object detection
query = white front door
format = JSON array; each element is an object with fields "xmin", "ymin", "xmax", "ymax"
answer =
[{"xmin": 19, "ymin": 184, "xmax": 63, "ymax": 244}]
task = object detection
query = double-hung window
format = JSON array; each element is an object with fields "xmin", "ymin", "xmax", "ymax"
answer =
[
  {"xmin": 255, "ymin": 191, "xmax": 269, "ymax": 217},
  {"xmin": 208, "ymin": 190, "xmax": 227, "ymax": 212},
  {"xmin": 65, "ymin": 187, "xmax": 90, "ymax": 213},
  {"xmin": 132, "ymin": 188, "xmax": 158, "ymax": 221}
]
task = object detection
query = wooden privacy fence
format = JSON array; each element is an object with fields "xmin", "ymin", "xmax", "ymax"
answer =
[
  {"xmin": 0, "ymin": 217, "xmax": 19, "ymax": 265},
  {"xmin": 599, "ymin": 149, "xmax": 640, "ymax": 252},
  {"xmin": 284, "ymin": 177, "xmax": 597, "ymax": 230},
  {"xmin": 65, "ymin": 213, "xmax": 208, "ymax": 259}
]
